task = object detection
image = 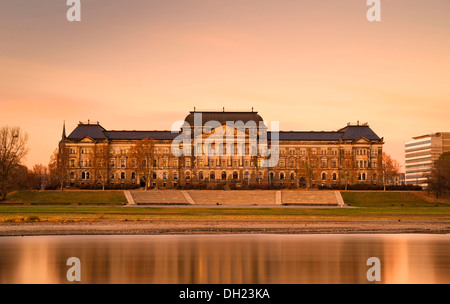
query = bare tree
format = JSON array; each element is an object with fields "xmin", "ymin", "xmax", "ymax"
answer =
[
  {"xmin": 0, "ymin": 126, "xmax": 29, "ymax": 200},
  {"xmin": 298, "ymin": 149, "xmax": 319, "ymax": 190},
  {"xmin": 382, "ymin": 152, "xmax": 400, "ymax": 191},
  {"xmin": 340, "ymin": 157, "xmax": 355, "ymax": 191},
  {"xmin": 93, "ymin": 144, "xmax": 110, "ymax": 190},
  {"xmin": 48, "ymin": 142, "xmax": 70, "ymax": 191},
  {"xmin": 29, "ymin": 164, "xmax": 49, "ymax": 190},
  {"xmin": 427, "ymin": 152, "xmax": 450, "ymax": 198},
  {"xmin": 129, "ymin": 138, "xmax": 155, "ymax": 190}
]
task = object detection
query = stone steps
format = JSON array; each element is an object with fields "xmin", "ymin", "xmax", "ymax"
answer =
[
  {"xmin": 130, "ymin": 190, "xmax": 190, "ymax": 205},
  {"xmin": 127, "ymin": 190, "xmax": 344, "ymax": 206}
]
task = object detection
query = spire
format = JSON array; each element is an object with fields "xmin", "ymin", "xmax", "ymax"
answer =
[{"xmin": 62, "ymin": 121, "xmax": 66, "ymax": 139}]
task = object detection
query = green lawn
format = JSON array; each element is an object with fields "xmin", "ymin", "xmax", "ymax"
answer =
[
  {"xmin": 4, "ymin": 190, "xmax": 126, "ymax": 205},
  {"xmin": 0, "ymin": 205, "xmax": 449, "ymax": 222},
  {"xmin": 0, "ymin": 190, "xmax": 449, "ymax": 222},
  {"xmin": 340, "ymin": 191, "xmax": 449, "ymax": 207}
]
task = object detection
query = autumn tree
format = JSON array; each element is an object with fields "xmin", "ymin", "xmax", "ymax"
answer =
[
  {"xmin": 128, "ymin": 138, "xmax": 155, "ymax": 190},
  {"xmin": 298, "ymin": 149, "xmax": 319, "ymax": 190},
  {"xmin": 340, "ymin": 157, "xmax": 355, "ymax": 191},
  {"xmin": 427, "ymin": 152, "xmax": 450, "ymax": 198},
  {"xmin": 93, "ymin": 144, "xmax": 111, "ymax": 190},
  {"xmin": 0, "ymin": 126, "xmax": 29, "ymax": 200},
  {"xmin": 29, "ymin": 164, "xmax": 49, "ymax": 190},
  {"xmin": 48, "ymin": 143, "xmax": 70, "ymax": 191},
  {"xmin": 382, "ymin": 152, "xmax": 400, "ymax": 191}
]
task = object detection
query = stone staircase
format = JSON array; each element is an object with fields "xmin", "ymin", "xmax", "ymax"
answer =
[
  {"xmin": 130, "ymin": 190, "xmax": 190, "ymax": 205},
  {"xmin": 127, "ymin": 190, "xmax": 344, "ymax": 206},
  {"xmin": 281, "ymin": 191, "xmax": 343, "ymax": 206}
]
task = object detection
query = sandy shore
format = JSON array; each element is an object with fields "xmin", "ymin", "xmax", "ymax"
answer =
[{"xmin": 1, "ymin": 219, "xmax": 449, "ymax": 236}]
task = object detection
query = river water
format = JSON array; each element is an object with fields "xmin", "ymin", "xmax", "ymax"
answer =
[{"xmin": 0, "ymin": 234, "xmax": 448, "ymax": 284}]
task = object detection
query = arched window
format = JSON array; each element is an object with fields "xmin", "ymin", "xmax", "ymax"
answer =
[
  {"xmin": 332, "ymin": 173, "xmax": 337, "ymax": 181},
  {"xmin": 373, "ymin": 174, "xmax": 377, "ymax": 181},
  {"xmin": 321, "ymin": 172, "xmax": 326, "ymax": 181},
  {"xmin": 290, "ymin": 172, "xmax": 295, "ymax": 180},
  {"xmin": 152, "ymin": 172, "xmax": 157, "ymax": 179},
  {"xmin": 120, "ymin": 172, "xmax": 125, "ymax": 180},
  {"xmin": 233, "ymin": 171, "xmax": 238, "ymax": 180},
  {"xmin": 163, "ymin": 172, "xmax": 167, "ymax": 180},
  {"xmin": 362, "ymin": 173, "xmax": 366, "ymax": 180},
  {"xmin": 210, "ymin": 172, "xmax": 215, "ymax": 180},
  {"xmin": 81, "ymin": 172, "xmax": 86, "ymax": 180},
  {"xmin": 173, "ymin": 172, "xmax": 178, "ymax": 180},
  {"xmin": 199, "ymin": 171, "xmax": 204, "ymax": 180},
  {"xmin": 280, "ymin": 172, "xmax": 285, "ymax": 180},
  {"xmin": 244, "ymin": 171, "xmax": 250, "ymax": 180},
  {"xmin": 185, "ymin": 171, "xmax": 191, "ymax": 180},
  {"xmin": 221, "ymin": 171, "xmax": 227, "ymax": 180},
  {"xmin": 70, "ymin": 172, "xmax": 75, "ymax": 179},
  {"xmin": 86, "ymin": 172, "xmax": 90, "ymax": 180},
  {"xmin": 269, "ymin": 172, "xmax": 274, "ymax": 181},
  {"xmin": 131, "ymin": 172, "xmax": 136, "ymax": 180}
]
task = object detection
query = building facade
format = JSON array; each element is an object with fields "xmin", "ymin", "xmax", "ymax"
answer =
[
  {"xmin": 405, "ymin": 132, "xmax": 450, "ymax": 187},
  {"xmin": 60, "ymin": 110, "xmax": 384, "ymax": 189}
]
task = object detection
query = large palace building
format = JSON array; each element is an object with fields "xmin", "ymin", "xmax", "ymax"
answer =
[{"xmin": 60, "ymin": 110, "xmax": 384, "ymax": 189}]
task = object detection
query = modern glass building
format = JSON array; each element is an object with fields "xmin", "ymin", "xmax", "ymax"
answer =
[{"xmin": 405, "ymin": 132, "xmax": 450, "ymax": 187}]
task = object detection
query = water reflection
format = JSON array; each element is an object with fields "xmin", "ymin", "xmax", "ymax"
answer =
[{"xmin": 0, "ymin": 234, "xmax": 449, "ymax": 284}]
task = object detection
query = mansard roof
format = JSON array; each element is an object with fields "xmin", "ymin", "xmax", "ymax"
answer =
[
  {"xmin": 272, "ymin": 125, "xmax": 382, "ymax": 142},
  {"xmin": 337, "ymin": 125, "xmax": 381, "ymax": 141},
  {"xmin": 66, "ymin": 119, "xmax": 382, "ymax": 143},
  {"xmin": 184, "ymin": 111, "xmax": 264, "ymax": 126},
  {"xmin": 67, "ymin": 123, "xmax": 179, "ymax": 141},
  {"xmin": 67, "ymin": 123, "xmax": 107, "ymax": 140},
  {"xmin": 104, "ymin": 131, "xmax": 180, "ymax": 140}
]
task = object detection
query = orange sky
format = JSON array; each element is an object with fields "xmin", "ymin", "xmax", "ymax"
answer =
[{"xmin": 1, "ymin": 0, "xmax": 449, "ymax": 170}]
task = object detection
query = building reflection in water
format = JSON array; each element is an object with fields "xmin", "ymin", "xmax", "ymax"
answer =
[{"xmin": 0, "ymin": 234, "xmax": 449, "ymax": 284}]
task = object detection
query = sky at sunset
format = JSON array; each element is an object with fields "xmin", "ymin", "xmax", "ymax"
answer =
[{"xmin": 1, "ymin": 0, "xmax": 449, "ymax": 169}]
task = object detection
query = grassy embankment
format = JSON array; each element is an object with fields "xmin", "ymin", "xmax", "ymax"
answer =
[{"xmin": 0, "ymin": 190, "xmax": 449, "ymax": 222}]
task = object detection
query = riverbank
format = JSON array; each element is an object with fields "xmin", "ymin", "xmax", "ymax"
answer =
[{"xmin": 1, "ymin": 219, "xmax": 449, "ymax": 236}]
